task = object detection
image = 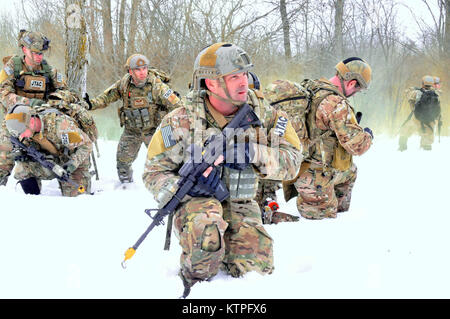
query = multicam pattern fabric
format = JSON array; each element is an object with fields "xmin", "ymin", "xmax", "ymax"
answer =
[
  {"xmin": 89, "ymin": 70, "xmax": 182, "ymax": 182},
  {"xmin": 0, "ymin": 55, "xmax": 66, "ymax": 113},
  {"xmin": 276, "ymin": 79, "xmax": 372, "ymax": 220},
  {"xmin": 0, "ymin": 110, "xmax": 92, "ymax": 196},
  {"xmin": 142, "ymin": 89, "xmax": 302, "ymax": 285}
]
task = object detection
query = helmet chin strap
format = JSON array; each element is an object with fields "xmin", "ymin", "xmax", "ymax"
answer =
[{"xmin": 338, "ymin": 76, "xmax": 348, "ymax": 97}]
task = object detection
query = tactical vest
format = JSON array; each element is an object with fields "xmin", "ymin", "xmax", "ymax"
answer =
[
  {"xmin": 118, "ymin": 72, "xmax": 168, "ymax": 130},
  {"xmin": 184, "ymin": 89, "xmax": 266, "ymax": 201},
  {"xmin": 303, "ymin": 79, "xmax": 353, "ymax": 171},
  {"xmin": 12, "ymin": 56, "xmax": 52, "ymax": 100}
]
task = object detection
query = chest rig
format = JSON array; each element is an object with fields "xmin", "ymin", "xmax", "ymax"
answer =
[
  {"xmin": 185, "ymin": 90, "xmax": 265, "ymax": 201},
  {"xmin": 118, "ymin": 74, "xmax": 161, "ymax": 130},
  {"xmin": 13, "ymin": 56, "xmax": 52, "ymax": 100}
]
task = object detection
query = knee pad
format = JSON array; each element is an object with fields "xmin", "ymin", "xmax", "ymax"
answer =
[
  {"xmin": 201, "ymin": 224, "xmax": 221, "ymax": 252},
  {"xmin": 19, "ymin": 177, "xmax": 40, "ymax": 195}
]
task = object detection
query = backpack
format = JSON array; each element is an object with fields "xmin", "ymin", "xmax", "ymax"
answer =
[
  {"xmin": 264, "ymin": 79, "xmax": 312, "ymax": 142},
  {"xmin": 43, "ymin": 91, "xmax": 98, "ymax": 142},
  {"xmin": 414, "ymin": 88, "xmax": 440, "ymax": 124}
]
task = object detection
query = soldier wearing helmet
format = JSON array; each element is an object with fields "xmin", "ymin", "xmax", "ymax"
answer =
[
  {"xmin": 278, "ymin": 57, "xmax": 373, "ymax": 220},
  {"xmin": 398, "ymin": 75, "xmax": 441, "ymax": 151},
  {"xmin": 142, "ymin": 42, "xmax": 302, "ymax": 296},
  {"xmin": 0, "ymin": 30, "xmax": 67, "ymax": 186},
  {"xmin": 83, "ymin": 53, "xmax": 182, "ymax": 184},
  {"xmin": 1, "ymin": 103, "xmax": 92, "ymax": 195}
]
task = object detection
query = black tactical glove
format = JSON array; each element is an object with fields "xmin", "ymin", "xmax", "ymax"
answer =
[
  {"xmin": 223, "ymin": 142, "xmax": 254, "ymax": 171},
  {"xmin": 364, "ymin": 127, "xmax": 373, "ymax": 139},
  {"xmin": 83, "ymin": 93, "xmax": 93, "ymax": 110},
  {"xmin": 187, "ymin": 167, "xmax": 222, "ymax": 197}
]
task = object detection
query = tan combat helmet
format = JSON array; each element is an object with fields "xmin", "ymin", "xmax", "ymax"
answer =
[
  {"xmin": 335, "ymin": 57, "xmax": 372, "ymax": 89},
  {"xmin": 422, "ymin": 75, "xmax": 434, "ymax": 88},
  {"xmin": 125, "ymin": 54, "xmax": 149, "ymax": 70},
  {"xmin": 5, "ymin": 104, "xmax": 36, "ymax": 137},
  {"xmin": 18, "ymin": 29, "xmax": 50, "ymax": 53},
  {"xmin": 192, "ymin": 42, "xmax": 253, "ymax": 104}
]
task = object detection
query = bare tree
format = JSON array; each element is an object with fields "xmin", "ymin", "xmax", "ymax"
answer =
[
  {"xmin": 65, "ymin": 0, "xmax": 89, "ymax": 96},
  {"xmin": 280, "ymin": 0, "xmax": 292, "ymax": 59},
  {"xmin": 334, "ymin": 0, "xmax": 344, "ymax": 59}
]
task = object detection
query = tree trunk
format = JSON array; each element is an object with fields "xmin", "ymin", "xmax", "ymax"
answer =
[
  {"xmin": 101, "ymin": 0, "xmax": 114, "ymax": 76},
  {"xmin": 65, "ymin": 0, "xmax": 89, "ymax": 96},
  {"xmin": 118, "ymin": 0, "xmax": 126, "ymax": 67},
  {"xmin": 445, "ymin": 0, "xmax": 450, "ymax": 56},
  {"xmin": 127, "ymin": 0, "xmax": 140, "ymax": 59},
  {"xmin": 280, "ymin": 0, "xmax": 292, "ymax": 59},
  {"xmin": 334, "ymin": 0, "xmax": 344, "ymax": 59}
]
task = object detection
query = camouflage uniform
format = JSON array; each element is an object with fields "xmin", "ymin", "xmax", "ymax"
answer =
[
  {"xmin": 0, "ymin": 55, "xmax": 66, "ymax": 185},
  {"xmin": 142, "ymin": 88, "xmax": 302, "ymax": 286},
  {"xmin": 89, "ymin": 71, "xmax": 182, "ymax": 182},
  {"xmin": 280, "ymin": 79, "xmax": 372, "ymax": 219},
  {"xmin": 3, "ymin": 108, "xmax": 92, "ymax": 196},
  {"xmin": 398, "ymin": 86, "xmax": 440, "ymax": 151}
]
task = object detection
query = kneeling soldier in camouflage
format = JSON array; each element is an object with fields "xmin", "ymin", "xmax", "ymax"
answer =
[
  {"xmin": 3, "ymin": 104, "xmax": 92, "ymax": 196},
  {"xmin": 142, "ymin": 43, "xmax": 302, "ymax": 295}
]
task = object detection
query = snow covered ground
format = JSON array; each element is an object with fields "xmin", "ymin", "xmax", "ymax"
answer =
[{"xmin": 0, "ymin": 135, "xmax": 449, "ymax": 299}]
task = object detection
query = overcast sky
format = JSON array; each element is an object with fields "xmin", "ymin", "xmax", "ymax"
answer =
[{"xmin": 0, "ymin": 0, "xmax": 442, "ymax": 41}]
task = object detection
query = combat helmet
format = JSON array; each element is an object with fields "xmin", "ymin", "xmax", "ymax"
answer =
[
  {"xmin": 125, "ymin": 54, "xmax": 149, "ymax": 70},
  {"xmin": 422, "ymin": 75, "xmax": 434, "ymax": 88},
  {"xmin": 335, "ymin": 57, "xmax": 372, "ymax": 89},
  {"xmin": 18, "ymin": 29, "xmax": 50, "ymax": 53},
  {"xmin": 5, "ymin": 104, "xmax": 36, "ymax": 137},
  {"xmin": 192, "ymin": 42, "xmax": 253, "ymax": 104}
]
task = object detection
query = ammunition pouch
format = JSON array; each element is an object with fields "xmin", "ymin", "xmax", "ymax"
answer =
[
  {"xmin": 331, "ymin": 143, "xmax": 352, "ymax": 171},
  {"xmin": 120, "ymin": 106, "xmax": 154, "ymax": 129}
]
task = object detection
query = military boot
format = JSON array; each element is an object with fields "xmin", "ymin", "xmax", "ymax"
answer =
[
  {"xmin": 118, "ymin": 168, "xmax": 133, "ymax": 183},
  {"xmin": 398, "ymin": 136, "xmax": 408, "ymax": 152},
  {"xmin": 421, "ymin": 145, "xmax": 432, "ymax": 151}
]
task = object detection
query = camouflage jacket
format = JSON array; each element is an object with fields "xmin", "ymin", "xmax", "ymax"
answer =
[
  {"xmin": 303, "ymin": 79, "xmax": 371, "ymax": 170},
  {"xmin": 89, "ymin": 70, "xmax": 182, "ymax": 130},
  {"xmin": 142, "ymin": 89, "xmax": 302, "ymax": 208},
  {"xmin": 20, "ymin": 110, "xmax": 92, "ymax": 170},
  {"xmin": 0, "ymin": 55, "xmax": 66, "ymax": 113}
]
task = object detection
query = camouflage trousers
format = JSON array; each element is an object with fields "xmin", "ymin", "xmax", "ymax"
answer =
[
  {"xmin": 254, "ymin": 179, "xmax": 281, "ymax": 209},
  {"xmin": 398, "ymin": 117, "xmax": 437, "ymax": 150},
  {"xmin": 14, "ymin": 157, "xmax": 91, "ymax": 196},
  {"xmin": 0, "ymin": 119, "xmax": 15, "ymax": 185},
  {"xmin": 173, "ymin": 197, "xmax": 274, "ymax": 285},
  {"xmin": 294, "ymin": 164, "xmax": 357, "ymax": 219},
  {"xmin": 116, "ymin": 126, "xmax": 154, "ymax": 182}
]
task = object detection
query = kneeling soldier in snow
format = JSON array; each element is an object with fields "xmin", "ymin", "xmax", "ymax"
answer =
[{"xmin": 3, "ymin": 104, "xmax": 92, "ymax": 196}]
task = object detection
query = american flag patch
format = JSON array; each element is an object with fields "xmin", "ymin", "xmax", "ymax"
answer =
[{"xmin": 160, "ymin": 125, "xmax": 176, "ymax": 148}]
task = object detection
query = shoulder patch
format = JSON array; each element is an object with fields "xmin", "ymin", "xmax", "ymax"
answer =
[
  {"xmin": 61, "ymin": 133, "xmax": 70, "ymax": 145},
  {"xmin": 274, "ymin": 116, "xmax": 289, "ymax": 136},
  {"xmin": 163, "ymin": 88, "xmax": 180, "ymax": 105},
  {"xmin": 160, "ymin": 125, "xmax": 177, "ymax": 148},
  {"xmin": 146, "ymin": 125, "xmax": 176, "ymax": 160}
]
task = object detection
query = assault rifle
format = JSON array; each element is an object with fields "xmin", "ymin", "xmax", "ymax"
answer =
[
  {"xmin": 10, "ymin": 136, "xmax": 85, "ymax": 193},
  {"xmin": 121, "ymin": 103, "xmax": 262, "ymax": 267}
]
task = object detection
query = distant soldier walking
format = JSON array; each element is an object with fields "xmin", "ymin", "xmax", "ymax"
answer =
[{"xmin": 84, "ymin": 54, "xmax": 182, "ymax": 184}]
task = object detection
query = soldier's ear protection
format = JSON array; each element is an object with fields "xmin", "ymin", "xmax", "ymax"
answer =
[{"xmin": 42, "ymin": 37, "xmax": 50, "ymax": 51}]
